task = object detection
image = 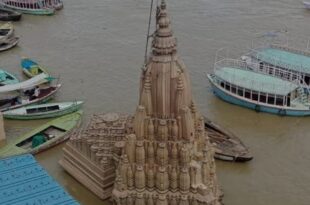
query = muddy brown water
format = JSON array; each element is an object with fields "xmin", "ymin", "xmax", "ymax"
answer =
[{"xmin": 3, "ymin": 0, "xmax": 310, "ymax": 204}]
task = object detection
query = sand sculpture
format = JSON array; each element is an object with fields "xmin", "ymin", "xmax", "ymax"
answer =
[{"xmin": 60, "ymin": 1, "xmax": 222, "ymax": 204}]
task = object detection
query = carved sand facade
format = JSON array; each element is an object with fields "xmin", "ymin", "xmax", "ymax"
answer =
[{"xmin": 60, "ymin": 1, "xmax": 221, "ymax": 204}]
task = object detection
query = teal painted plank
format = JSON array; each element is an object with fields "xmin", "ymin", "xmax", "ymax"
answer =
[{"xmin": 0, "ymin": 154, "xmax": 80, "ymax": 205}]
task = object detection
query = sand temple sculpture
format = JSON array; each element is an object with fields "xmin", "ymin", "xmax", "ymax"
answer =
[{"xmin": 60, "ymin": 1, "xmax": 222, "ymax": 204}]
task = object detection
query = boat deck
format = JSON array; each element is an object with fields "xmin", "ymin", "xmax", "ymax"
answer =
[
  {"xmin": 0, "ymin": 154, "xmax": 79, "ymax": 205},
  {"xmin": 214, "ymin": 67, "xmax": 298, "ymax": 95},
  {"xmin": 254, "ymin": 48, "xmax": 310, "ymax": 72}
]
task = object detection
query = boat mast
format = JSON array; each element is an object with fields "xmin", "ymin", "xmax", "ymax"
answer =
[{"xmin": 143, "ymin": 0, "xmax": 155, "ymax": 70}]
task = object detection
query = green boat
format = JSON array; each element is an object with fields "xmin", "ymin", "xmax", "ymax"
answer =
[
  {"xmin": 3, "ymin": 101, "xmax": 84, "ymax": 120},
  {"xmin": 0, "ymin": 111, "xmax": 82, "ymax": 158},
  {"xmin": 0, "ymin": 69, "xmax": 19, "ymax": 86},
  {"xmin": 21, "ymin": 58, "xmax": 49, "ymax": 78}
]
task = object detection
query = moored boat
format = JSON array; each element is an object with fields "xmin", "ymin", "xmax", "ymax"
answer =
[
  {"xmin": 207, "ymin": 59, "xmax": 310, "ymax": 116},
  {"xmin": 0, "ymin": 22, "xmax": 13, "ymax": 43},
  {"xmin": 0, "ymin": 6, "xmax": 22, "ymax": 21},
  {"xmin": 0, "ymin": 36, "xmax": 18, "ymax": 52},
  {"xmin": 303, "ymin": 1, "xmax": 310, "ymax": 9},
  {"xmin": 3, "ymin": 101, "xmax": 84, "ymax": 120},
  {"xmin": 0, "ymin": 0, "xmax": 55, "ymax": 15},
  {"xmin": 0, "ymin": 68, "xmax": 19, "ymax": 86},
  {"xmin": 242, "ymin": 43, "xmax": 310, "ymax": 87},
  {"xmin": 21, "ymin": 57, "xmax": 49, "ymax": 78},
  {"xmin": 0, "ymin": 73, "xmax": 61, "ymax": 111},
  {"xmin": 204, "ymin": 116, "xmax": 253, "ymax": 162},
  {"xmin": 0, "ymin": 111, "xmax": 82, "ymax": 158}
]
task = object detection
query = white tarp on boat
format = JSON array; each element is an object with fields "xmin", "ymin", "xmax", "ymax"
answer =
[{"xmin": 0, "ymin": 73, "xmax": 49, "ymax": 93}]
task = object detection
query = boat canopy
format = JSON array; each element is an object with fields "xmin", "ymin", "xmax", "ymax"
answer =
[
  {"xmin": 215, "ymin": 67, "xmax": 299, "ymax": 95},
  {"xmin": 0, "ymin": 73, "xmax": 50, "ymax": 93},
  {"xmin": 252, "ymin": 47, "xmax": 310, "ymax": 73}
]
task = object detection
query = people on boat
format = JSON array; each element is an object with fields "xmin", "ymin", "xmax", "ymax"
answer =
[{"xmin": 34, "ymin": 86, "xmax": 40, "ymax": 98}]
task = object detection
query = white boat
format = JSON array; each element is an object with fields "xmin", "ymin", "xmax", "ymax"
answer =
[{"xmin": 303, "ymin": 1, "xmax": 310, "ymax": 9}]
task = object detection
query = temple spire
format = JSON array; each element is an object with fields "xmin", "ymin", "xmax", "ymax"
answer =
[{"xmin": 152, "ymin": 0, "xmax": 177, "ymax": 56}]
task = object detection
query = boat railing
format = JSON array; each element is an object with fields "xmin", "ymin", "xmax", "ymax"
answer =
[
  {"xmin": 214, "ymin": 58, "xmax": 306, "ymax": 89},
  {"xmin": 212, "ymin": 66, "xmax": 298, "ymax": 95}
]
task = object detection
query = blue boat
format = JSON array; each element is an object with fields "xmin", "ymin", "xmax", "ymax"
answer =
[
  {"xmin": 207, "ymin": 59, "xmax": 310, "ymax": 116},
  {"xmin": 0, "ymin": 69, "xmax": 19, "ymax": 86}
]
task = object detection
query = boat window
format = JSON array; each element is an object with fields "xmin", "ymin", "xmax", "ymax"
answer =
[
  {"xmin": 286, "ymin": 96, "xmax": 290, "ymax": 107},
  {"xmin": 252, "ymin": 91, "xmax": 258, "ymax": 101},
  {"xmin": 237, "ymin": 87, "xmax": 244, "ymax": 97},
  {"xmin": 220, "ymin": 81, "xmax": 224, "ymax": 88},
  {"xmin": 47, "ymin": 105, "xmax": 60, "ymax": 111},
  {"xmin": 269, "ymin": 67, "xmax": 273, "ymax": 75},
  {"xmin": 38, "ymin": 107, "xmax": 47, "ymax": 112},
  {"xmin": 267, "ymin": 94, "xmax": 275, "ymax": 105},
  {"xmin": 225, "ymin": 83, "xmax": 230, "ymax": 91},
  {"xmin": 244, "ymin": 89, "xmax": 251, "ymax": 99},
  {"xmin": 276, "ymin": 95, "xmax": 284, "ymax": 106},
  {"xmin": 259, "ymin": 92, "xmax": 266, "ymax": 103},
  {"xmin": 27, "ymin": 108, "xmax": 39, "ymax": 114},
  {"xmin": 231, "ymin": 84, "xmax": 236, "ymax": 94},
  {"xmin": 305, "ymin": 75, "xmax": 310, "ymax": 85}
]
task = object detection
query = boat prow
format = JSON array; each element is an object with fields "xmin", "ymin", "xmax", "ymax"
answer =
[{"xmin": 204, "ymin": 116, "xmax": 253, "ymax": 162}]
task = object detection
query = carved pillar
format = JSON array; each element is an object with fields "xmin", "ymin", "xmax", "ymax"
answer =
[
  {"xmin": 147, "ymin": 167, "xmax": 155, "ymax": 190},
  {"xmin": 135, "ymin": 165, "xmax": 146, "ymax": 191},
  {"xmin": 170, "ymin": 167, "xmax": 178, "ymax": 191},
  {"xmin": 136, "ymin": 141, "xmax": 145, "ymax": 165},
  {"xmin": 127, "ymin": 165, "xmax": 134, "ymax": 189},
  {"xmin": 179, "ymin": 167, "xmax": 190, "ymax": 193},
  {"xmin": 156, "ymin": 142, "xmax": 168, "ymax": 167},
  {"xmin": 147, "ymin": 141, "xmax": 155, "ymax": 164},
  {"xmin": 155, "ymin": 167, "xmax": 169, "ymax": 193}
]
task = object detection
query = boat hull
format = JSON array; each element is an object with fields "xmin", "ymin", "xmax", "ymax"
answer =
[
  {"xmin": 4, "ymin": 102, "xmax": 83, "ymax": 120},
  {"xmin": 21, "ymin": 58, "xmax": 49, "ymax": 78},
  {"xmin": 0, "ymin": 7, "xmax": 22, "ymax": 21},
  {"xmin": 209, "ymin": 77, "xmax": 310, "ymax": 117},
  {"xmin": 2, "ymin": 4, "xmax": 54, "ymax": 15},
  {"xmin": 0, "ymin": 84, "xmax": 61, "ymax": 112},
  {"xmin": 0, "ymin": 36, "xmax": 19, "ymax": 52},
  {"xmin": 0, "ymin": 111, "xmax": 82, "ymax": 158}
]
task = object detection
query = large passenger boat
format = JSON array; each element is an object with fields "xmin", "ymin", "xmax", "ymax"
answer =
[
  {"xmin": 207, "ymin": 59, "xmax": 310, "ymax": 116},
  {"xmin": 242, "ymin": 40, "xmax": 310, "ymax": 87},
  {"xmin": 0, "ymin": 0, "xmax": 56, "ymax": 15}
]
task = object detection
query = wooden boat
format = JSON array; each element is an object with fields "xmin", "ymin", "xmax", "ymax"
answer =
[
  {"xmin": 0, "ymin": 73, "xmax": 61, "ymax": 112},
  {"xmin": 0, "ymin": 6, "xmax": 21, "ymax": 21},
  {"xmin": 3, "ymin": 101, "xmax": 84, "ymax": 120},
  {"xmin": 0, "ymin": 22, "xmax": 13, "ymax": 43},
  {"xmin": 0, "ymin": 69, "xmax": 19, "ymax": 86},
  {"xmin": 204, "ymin": 116, "xmax": 253, "ymax": 162},
  {"xmin": 0, "ymin": 36, "xmax": 18, "ymax": 52},
  {"xmin": 0, "ymin": 111, "xmax": 82, "ymax": 158},
  {"xmin": 303, "ymin": 1, "xmax": 310, "ymax": 9},
  {"xmin": 21, "ymin": 58, "xmax": 49, "ymax": 78},
  {"xmin": 0, "ymin": 0, "xmax": 55, "ymax": 15},
  {"xmin": 207, "ymin": 59, "xmax": 310, "ymax": 116}
]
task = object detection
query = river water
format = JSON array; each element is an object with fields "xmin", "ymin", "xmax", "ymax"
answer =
[{"xmin": 3, "ymin": 0, "xmax": 310, "ymax": 204}]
